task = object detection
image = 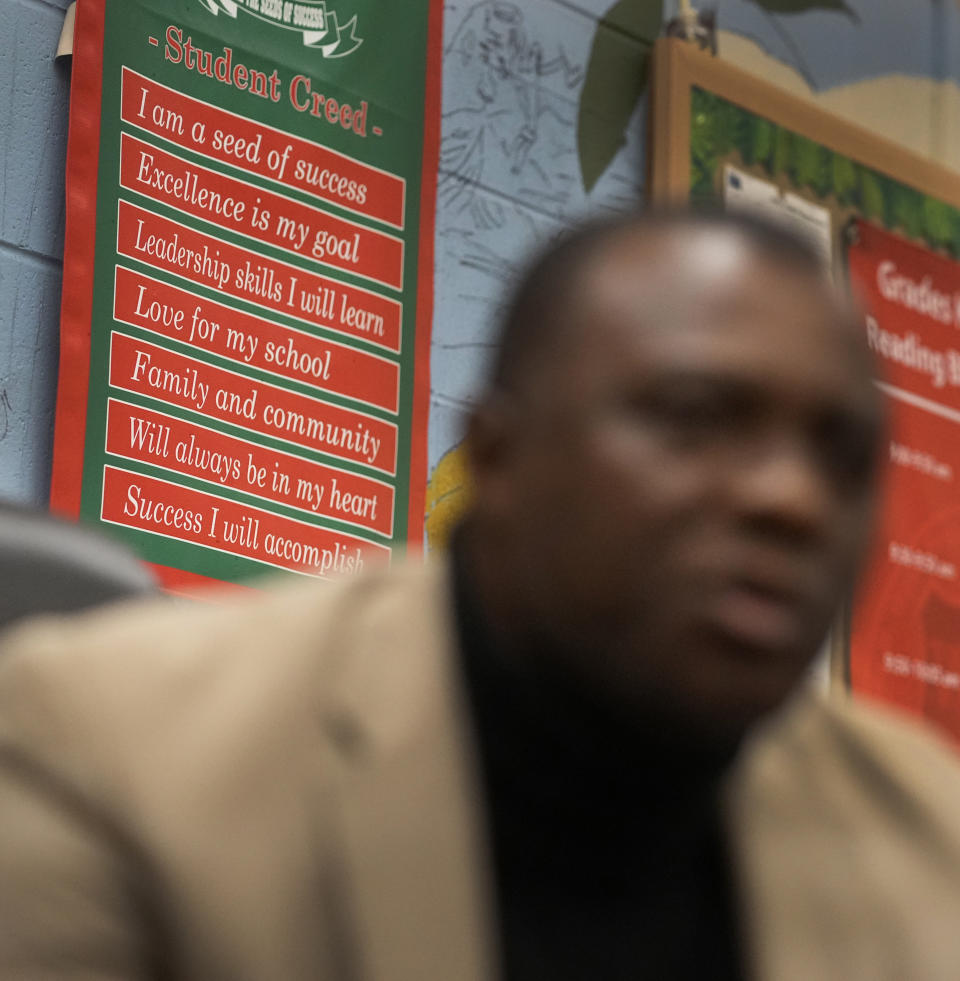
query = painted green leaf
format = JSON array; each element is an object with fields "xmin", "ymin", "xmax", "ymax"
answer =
[
  {"xmin": 747, "ymin": 0, "xmax": 858, "ymax": 21},
  {"xmin": 720, "ymin": 100, "xmax": 750, "ymax": 159},
  {"xmin": 745, "ymin": 117, "xmax": 776, "ymax": 170},
  {"xmin": 691, "ymin": 91, "xmax": 727, "ymax": 199},
  {"xmin": 890, "ymin": 184, "xmax": 923, "ymax": 239},
  {"xmin": 771, "ymin": 127, "xmax": 793, "ymax": 177},
  {"xmin": 860, "ymin": 171, "xmax": 886, "ymax": 222},
  {"xmin": 792, "ymin": 135, "xmax": 829, "ymax": 195},
  {"xmin": 578, "ymin": 0, "xmax": 663, "ymax": 193},
  {"xmin": 690, "ymin": 89, "xmax": 721, "ymax": 200},
  {"xmin": 923, "ymin": 198, "xmax": 958, "ymax": 250},
  {"xmin": 831, "ymin": 154, "xmax": 858, "ymax": 204}
]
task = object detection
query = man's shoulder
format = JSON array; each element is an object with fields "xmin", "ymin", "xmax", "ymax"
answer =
[
  {"xmin": 730, "ymin": 690, "xmax": 960, "ymax": 898},
  {"xmin": 728, "ymin": 694, "xmax": 960, "ymax": 977},
  {"xmin": 0, "ymin": 559, "xmax": 455, "ymax": 799},
  {"xmin": 738, "ymin": 691, "xmax": 960, "ymax": 817},
  {"xmin": 1, "ymin": 555, "xmax": 448, "ymax": 672}
]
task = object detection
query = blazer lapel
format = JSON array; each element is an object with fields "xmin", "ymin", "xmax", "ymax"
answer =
[
  {"xmin": 724, "ymin": 697, "xmax": 881, "ymax": 981},
  {"xmin": 321, "ymin": 562, "xmax": 500, "ymax": 981}
]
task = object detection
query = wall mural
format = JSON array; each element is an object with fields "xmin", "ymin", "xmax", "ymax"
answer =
[{"xmin": 423, "ymin": 0, "xmax": 879, "ymax": 548}]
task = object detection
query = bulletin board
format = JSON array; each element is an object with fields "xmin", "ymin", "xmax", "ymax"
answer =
[
  {"xmin": 649, "ymin": 38, "xmax": 960, "ymax": 744},
  {"xmin": 49, "ymin": 0, "xmax": 442, "ymax": 593}
]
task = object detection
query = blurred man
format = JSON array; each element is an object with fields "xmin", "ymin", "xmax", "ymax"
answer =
[{"xmin": 3, "ymin": 210, "xmax": 960, "ymax": 980}]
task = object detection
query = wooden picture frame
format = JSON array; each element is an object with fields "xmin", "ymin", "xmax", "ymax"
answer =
[{"xmin": 649, "ymin": 38, "xmax": 960, "ymax": 212}]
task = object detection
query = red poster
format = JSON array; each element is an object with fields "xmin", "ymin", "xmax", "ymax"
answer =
[{"xmin": 848, "ymin": 219, "xmax": 960, "ymax": 742}]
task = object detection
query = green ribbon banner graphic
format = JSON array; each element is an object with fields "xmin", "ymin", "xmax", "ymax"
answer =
[{"xmin": 196, "ymin": 0, "xmax": 362, "ymax": 56}]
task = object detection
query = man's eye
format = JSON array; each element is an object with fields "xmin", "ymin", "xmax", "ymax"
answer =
[{"xmin": 632, "ymin": 386, "xmax": 749, "ymax": 442}]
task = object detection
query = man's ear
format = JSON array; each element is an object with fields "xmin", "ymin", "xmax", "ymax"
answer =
[
  {"xmin": 467, "ymin": 392, "xmax": 514, "ymax": 469},
  {"xmin": 466, "ymin": 392, "xmax": 521, "ymax": 516}
]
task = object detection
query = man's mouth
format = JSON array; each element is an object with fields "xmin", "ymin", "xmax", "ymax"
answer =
[{"xmin": 702, "ymin": 580, "xmax": 812, "ymax": 658}]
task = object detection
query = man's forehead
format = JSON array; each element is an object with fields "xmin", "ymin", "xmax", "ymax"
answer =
[
  {"xmin": 503, "ymin": 218, "xmax": 871, "ymax": 409},
  {"xmin": 572, "ymin": 231, "xmax": 840, "ymax": 339},
  {"xmin": 556, "ymin": 231, "xmax": 875, "ymax": 396},
  {"xmin": 597, "ymin": 222, "xmax": 757, "ymax": 281},
  {"xmin": 580, "ymin": 223, "xmax": 828, "ymax": 311}
]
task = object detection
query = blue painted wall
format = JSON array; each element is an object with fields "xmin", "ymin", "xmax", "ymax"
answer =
[
  {"xmin": 0, "ymin": 0, "xmax": 72, "ymax": 504},
  {"xmin": 2, "ymin": 0, "xmax": 958, "ymax": 509}
]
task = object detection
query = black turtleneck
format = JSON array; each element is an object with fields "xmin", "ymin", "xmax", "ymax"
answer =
[{"xmin": 452, "ymin": 549, "xmax": 745, "ymax": 981}]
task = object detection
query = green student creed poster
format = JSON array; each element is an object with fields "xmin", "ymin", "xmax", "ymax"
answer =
[{"xmin": 51, "ymin": 0, "xmax": 442, "ymax": 590}]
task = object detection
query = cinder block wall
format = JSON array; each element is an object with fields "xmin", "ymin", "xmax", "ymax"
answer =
[{"xmin": 0, "ymin": 0, "xmax": 71, "ymax": 504}]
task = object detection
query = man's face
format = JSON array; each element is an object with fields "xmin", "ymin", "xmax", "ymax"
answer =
[{"xmin": 479, "ymin": 228, "xmax": 883, "ymax": 737}]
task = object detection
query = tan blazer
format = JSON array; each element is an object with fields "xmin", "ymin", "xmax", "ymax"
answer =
[{"xmin": 2, "ymin": 559, "xmax": 960, "ymax": 980}]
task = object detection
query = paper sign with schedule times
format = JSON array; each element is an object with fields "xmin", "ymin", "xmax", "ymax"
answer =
[{"xmin": 848, "ymin": 219, "xmax": 960, "ymax": 742}]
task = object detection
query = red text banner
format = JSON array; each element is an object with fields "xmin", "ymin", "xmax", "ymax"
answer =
[
  {"xmin": 109, "ymin": 332, "xmax": 398, "ymax": 474},
  {"xmin": 114, "ymin": 266, "xmax": 400, "ymax": 413},
  {"xmin": 121, "ymin": 67, "xmax": 405, "ymax": 229},
  {"xmin": 106, "ymin": 399, "xmax": 394, "ymax": 537},
  {"xmin": 116, "ymin": 200, "xmax": 402, "ymax": 351},
  {"xmin": 102, "ymin": 464, "xmax": 390, "ymax": 576},
  {"xmin": 120, "ymin": 132, "xmax": 404, "ymax": 289},
  {"xmin": 848, "ymin": 219, "xmax": 960, "ymax": 743}
]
